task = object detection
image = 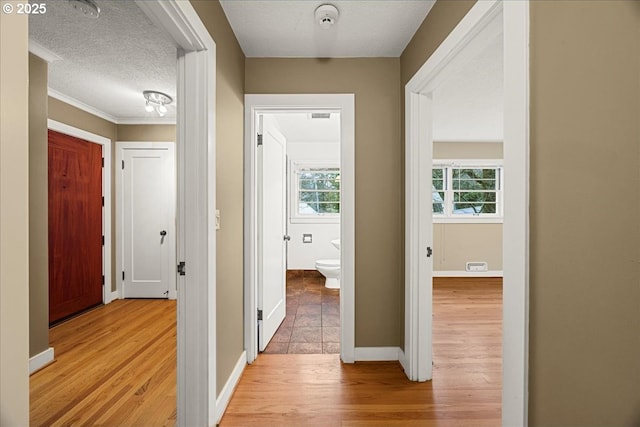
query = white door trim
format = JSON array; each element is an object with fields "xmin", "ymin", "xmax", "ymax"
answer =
[
  {"xmin": 244, "ymin": 94, "xmax": 356, "ymax": 364},
  {"xmin": 115, "ymin": 141, "xmax": 177, "ymax": 300},
  {"xmin": 404, "ymin": 1, "xmax": 529, "ymax": 426},
  {"xmin": 47, "ymin": 119, "xmax": 112, "ymax": 305},
  {"xmin": 135, "ymin": 2, "xmax": 217, "ymax": 425}
]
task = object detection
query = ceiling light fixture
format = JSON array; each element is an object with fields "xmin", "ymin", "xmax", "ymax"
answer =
[
  {"xmin": 143, "ymin": 90, "xmax": 173, "ymax": 117},
  {"xmin": 68, "ymin": 0, "xmax": 101, "ymax": 19},
  {"xmin": 315, "ymin": 4, "xmax": 339, "ymax": 30}
]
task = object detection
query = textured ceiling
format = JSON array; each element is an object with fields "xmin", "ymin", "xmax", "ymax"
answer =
[
  {"xmin": 29, "ymin": 0, "xmax": 177, "ymax": 124},
  {"xmin": 220, "ymin": 0, "xmax": 436, "ymax": 57}
]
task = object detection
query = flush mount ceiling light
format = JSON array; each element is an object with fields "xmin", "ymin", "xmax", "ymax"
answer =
[
  {"xmin": 143, "ymin": 90, "xmax": 173, "ymax": 117},
  {"xmin": 68, "ymin": 0, "xmax": 100, "ymax": 18},
  {"xmin": 315, "ymin": 4, "xmax": 339, "ymax": 30}
]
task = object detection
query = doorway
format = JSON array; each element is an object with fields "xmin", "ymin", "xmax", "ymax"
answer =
[
  {"xmin": 258, "ymin": 112, "xmax": 342, "ymax": 355},
  {"xmin": 404, "ymin": 0, "xmax": 529, "ymax": 424},
  {"xmin": 244, "ymin": 94, "xmax": 355, "ymax": 364}
]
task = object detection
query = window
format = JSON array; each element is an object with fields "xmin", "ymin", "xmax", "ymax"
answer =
[
  {"xmin": 292, "ymin": 163, "xmax": 340, "ymax": 221},
  {"xmin": 432, "ymin": 162, "xmax": 502, "ymax": 221}
]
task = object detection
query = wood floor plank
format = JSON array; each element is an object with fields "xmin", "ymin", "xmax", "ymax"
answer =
[
  {"xmin": 30, "ymin": 299, "xmax": 176, "ymax": 427},
  {"xmin": 220, "ymin": 279, "xmax": 502, "ymax": 426}
]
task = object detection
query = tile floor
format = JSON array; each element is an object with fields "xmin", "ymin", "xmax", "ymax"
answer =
[{"xmin": 263, "ymin": 270, "xmax": 340, "ymax": 354}]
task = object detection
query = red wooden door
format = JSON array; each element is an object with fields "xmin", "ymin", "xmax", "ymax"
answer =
[{"xmin": 48, "ymin": 130, "xmax": 103, "ymax": 324}]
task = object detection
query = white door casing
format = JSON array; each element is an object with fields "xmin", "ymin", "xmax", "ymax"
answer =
[
  {"xmin": 404, "ymin": 1, "xmax": 530, "ymax": 426},
  {"xmin": 244, "ymin": 94, "xmax": 356, "ymax": 364},
  {"xmin": 135, "ymin": 1, "xmax": 217, "ymax": 425},
  {"xmin": 117, "ymin": 142, "xmax": 176, "ymax": 300},
  {"xmin": 257, "ymin": 116, "xmax": 287, "ymax": 351}
]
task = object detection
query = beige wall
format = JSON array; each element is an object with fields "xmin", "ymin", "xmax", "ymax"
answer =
[
  {"xmin": 433, "ymin": 141, "xmax": 503, "ymax": 159},
  {"xmin": 433, "ymin": 142, "xmax": 503, "ymax": 272},
  {"xmin": 529, "ymin": 1, "xmax": 640, "ymax": 425},
  {"xmin": 404, "ymin": 0, "xmax": 640, "ymax": 424},
  {"xmin": 29, "ymin": 54, "xmax": 50, "ymax": 358},
  {"xmin": 117, "ymin": 124, "xmax": 175, "ymax": 142},
  {"xmin": 246, "ymin": 58, "xmax": 403, "ymax": 347},
  {"xmin": 0, "ymin": 7, "xmax": 30, "ymax": 424},
  {"xmin": 190, "ymin": 0, "xmax": 246, "ymax": 395}
]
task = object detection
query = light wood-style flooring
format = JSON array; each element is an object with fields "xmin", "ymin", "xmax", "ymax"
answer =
[
  {"xmin": 30, "ymin": 278, "xmax": 501, "ymax": 426},
  {"xmin": 30, "ymin": 299, "xmax": 177, "ymax": 427},
  {"xmin": 220, "ymin": 277, "xmax": 502, "ymax": 426}
]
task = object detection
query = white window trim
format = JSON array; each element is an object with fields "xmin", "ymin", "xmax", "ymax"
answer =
[
  {"xmin": 433, "ymin": 159, "xmax": 504, "ymax": 223},
  {"xmin": 289, "ymin": 160, "xmax": 341, "ymax": 224}
]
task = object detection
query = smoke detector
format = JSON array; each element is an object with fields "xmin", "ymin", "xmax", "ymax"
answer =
[
  {"xmin": 68, "ymin": 0, "xmax": 101, "ymax": 18},
  {"xmin": 315, "ymin": 4, "xmax": 339, "ymax": 29}
]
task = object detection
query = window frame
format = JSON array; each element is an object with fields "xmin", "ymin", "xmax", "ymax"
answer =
[
  {"xmin": 290, "ymin": 161, "xmax": 341, "ymax": 224},
  {"xmin": 432, "ymin": 159, "xmax": 504, "ymax": 224}
]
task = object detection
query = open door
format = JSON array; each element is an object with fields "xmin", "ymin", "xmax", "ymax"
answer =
[{"xmin": 257, "ymin": 115, "xmax": 287, "ymax": 351}]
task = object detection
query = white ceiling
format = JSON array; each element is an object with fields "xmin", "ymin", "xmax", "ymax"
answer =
[
  {"xmin": 220, "ymin": 0, "xmax": 436, "ymax": 57},
  {"xmin": 271, "ymin": 113, "xmax": 341, "ymax": 143},
  {"xmin": 26, "ymin": 0, "xmax": 503, "ymax": 141},
  {"xmin": 29, "ymin": 0, "xmax": 177, "ymax": 124}
]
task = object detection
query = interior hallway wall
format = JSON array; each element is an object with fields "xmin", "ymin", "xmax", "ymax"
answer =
[
  {"xmin": 403, "ymin": 0, "xmax": 640, "ymax": 423},
  {"xmin": 190, "ymin": 0, "xmax": 246, "ymax": 395},
  {"xmin": 0, "ymin": 8, "xmax": 30, "ymax": 424},
  {"xmin": 246, "ymin": 58, "xmax": 403, "ymax": 347},
  {"xmin": 29, "ymin": 54, "xmax": 50, "ymax": 358}
]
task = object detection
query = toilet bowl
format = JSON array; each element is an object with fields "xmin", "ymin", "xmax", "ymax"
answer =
[{"xmin": 315, "ymin": 259, "xmax": 340, "ymax": 289}]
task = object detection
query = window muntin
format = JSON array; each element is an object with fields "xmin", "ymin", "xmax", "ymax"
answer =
[
  {"xmin": 294, "ymin": 166, "xmax": 340, "ymax": 218},
  {"xmin": 432, "ymin": 163, "xmax": 502, "ymax": 220}
]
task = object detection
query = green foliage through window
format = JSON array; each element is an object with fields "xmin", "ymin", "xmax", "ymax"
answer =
[
  {"xmin": 297, "ymin": 168, "xmax": 340, "ymax": 215},
  {"xmin": 432, "ymin": 165, "xmax": 502, "ymax": 217}
]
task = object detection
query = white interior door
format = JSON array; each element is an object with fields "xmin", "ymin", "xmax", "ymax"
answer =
[
  {"xmin": 119, "ymin": 143, "xmax": 176, "ymax": 299},
  {"xmin": 258, "ymin": 116, "xmax": 287, "ymax": 351}
]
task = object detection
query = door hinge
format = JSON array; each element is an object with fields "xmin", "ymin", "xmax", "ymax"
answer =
[
  {"xmin": 257, "ymin": 309, "xmax": 263, "ymax": 321},
  {"xmin": 257, "ymin": 134, "xmax": 263, "ymax": 146},
  {"xmin": 177, "ymin": 261, "xmax": 186, "ymax": 276},
  {"xmin": 102, "ymin": 196, "xmax": 104, "ymax": 206},
  {"xmin": 122, "ymin": 160, "xmax": 124, "ymax": 169},
  {"xmin": 101, "ymin": 157, "xmax": 104, "ymax": 167},
  {"xmin": 122, "ymin": 271, "xmax": 125, "ymax": 281},
  {"xmin": 102, "ymin": 235, "xmax": 105, "ymax": 246},
  {"xmin": 102, "ymin": 275, "xmax": 105, "ymax": 285},
  {"xmin": 426, "ymin": 246, "xmax": 433, "ymax": 258}
]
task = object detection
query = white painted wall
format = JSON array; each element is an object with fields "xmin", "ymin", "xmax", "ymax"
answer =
[{"xmin": 286, "ymin": 141, "xmax": 340, "ymax": 270}]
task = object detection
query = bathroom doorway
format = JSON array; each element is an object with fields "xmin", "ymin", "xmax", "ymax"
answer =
[
  {"xmin": 244, "ymin": 94, "xmax": 356, "ymax": 363},
  {"xmin": 259, "ymin": 112, "xmax": 342, "ymax": 354}
]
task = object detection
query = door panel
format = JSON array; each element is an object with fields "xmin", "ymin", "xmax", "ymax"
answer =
[
  {"xmin": 258, "ymin": 117, "xmax": 287, "ymax": 351},
  {"xmin": 121, "ymin": 147, "xmax": 175, "ymax": 298},
  {"xmin": 48, "ymin": 130, "xmax": 103, "ymax": 324}
]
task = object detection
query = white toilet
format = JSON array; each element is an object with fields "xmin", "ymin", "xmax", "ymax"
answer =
[
  {"xmin": 316, "ymin": 239, "xmax": 341, "ymax": 289},
  {"xmin": 315, "ymin": 259, "xmax": 340, "ymax": 289}
]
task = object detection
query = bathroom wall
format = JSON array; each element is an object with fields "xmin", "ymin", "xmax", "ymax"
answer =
[
  {"xmin": 286, "ymin": 141, "xmax": 341, "ymax": 270},
  {"xmin": 432, "ymin": 141, "xmax": 503, "ymax": 274}
]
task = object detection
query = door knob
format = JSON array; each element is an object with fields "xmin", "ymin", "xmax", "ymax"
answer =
[{"xmin": 160, "ymin": 230, "xmax": 167, "ymax": 236}]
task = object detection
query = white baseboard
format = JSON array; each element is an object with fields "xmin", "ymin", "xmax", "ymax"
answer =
[
  {"xmin": 354, "ymin": 346, "xmax": 401, "ymax": 361},
  {"xmin": 29, "ymin": 347, "xmax": 54, "ymax": 374},
  {"xmin": 216, "ymin": 350, "xmax": 246, "ymax": 425},
  {"xmin": 433, "ymin": 270, "xmax": 503, "ymax": 277},
  {"xmin": 398, "ymin": 348, "xmax": 408, "ymax": 374}
]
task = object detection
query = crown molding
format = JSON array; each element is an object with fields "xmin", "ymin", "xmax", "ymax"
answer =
[
  {"xmin": 48, "ymin": 89, "xmax": 119, "ymax": 123},
  {"xmin": 29, "ymin": 40, "xmax": 62, "ymax": 63}
]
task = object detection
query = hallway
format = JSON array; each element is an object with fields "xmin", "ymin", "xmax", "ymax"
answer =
[{"xmin": 221, "ymin": 278, "xmax": 502, "ymax": 426}]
